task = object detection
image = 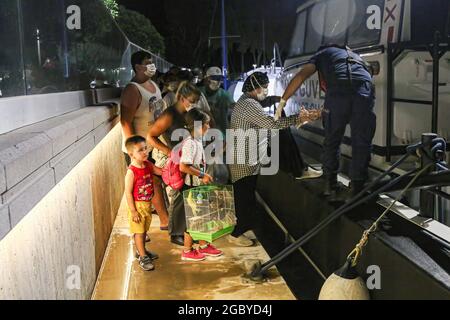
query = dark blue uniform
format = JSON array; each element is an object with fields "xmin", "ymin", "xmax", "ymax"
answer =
[{"xmin": 309, "ymin": 46, "xmax": 376, "ymax": 183}]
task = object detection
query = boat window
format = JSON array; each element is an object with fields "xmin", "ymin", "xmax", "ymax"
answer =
[
  {"xmin": 323, "ymin": 0, "xmax": 352, "ymax": 45},
  {"xmin": 411, "ymin": 0, "xmax": 449, "ymax": 42},
  {"xmin": 304, "ymin": 2, "xmax": 326, "ymax": 53},
  {"xmin": 290, "ymin": 0, "xmax": 385, "ymax": 58},
  {"xmin": 289, "ymin": 11, "xmax": 307, "ymax": 56},
  {"xmin": 348, "ymin": 0, "xmax": 384, "ymax": 48}
]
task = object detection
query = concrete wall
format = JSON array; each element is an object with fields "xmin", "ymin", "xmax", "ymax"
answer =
[
  {"xmin": 0, "ymin": 123, "xmax": 126, "ymax": 299},
  {"xmin": 0, "ymin": 88, "xmax": 121, "ymax": 136},
  {"xmin": 0, "ymin": 105, "xmax": 119, "ymax": 239}
]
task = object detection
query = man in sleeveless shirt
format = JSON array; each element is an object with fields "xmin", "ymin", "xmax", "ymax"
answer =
[{"xmin": 120, "ymin": 51, "xmax": 169, "ymax": 230}]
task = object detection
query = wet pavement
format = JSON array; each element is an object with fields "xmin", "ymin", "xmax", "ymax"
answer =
[{"xmin": 91, "ymin": 197, "xmax": 295, "ymax": 300}]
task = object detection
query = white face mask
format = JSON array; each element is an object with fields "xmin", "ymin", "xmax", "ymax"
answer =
[
  {"xmin": 250, "ymin": 75, "xmax": 269, "ymax": 101},
  {"xmin": 256, "ymin": 87, "xmax": 269, "ymax": 101},
  {"xmin": 144, "ymin": 64, "xmax": 157, "ymax": 77},
  {"xmin": 208, "ymin": 80, "xmax": 221, "ymax": 91}
]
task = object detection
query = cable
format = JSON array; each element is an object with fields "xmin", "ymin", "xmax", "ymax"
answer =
[
  {"xmin": 250, "ymin": 138, "xmax": 449, "ymax": 279},
  {"xmin": 437, "ymin": 163, "xmax": 448, "ymax": 171},
  {"xmin": 341, "ymin": 153, "xmax": 411, "ymax": 205},
  {"xmin": 347, "ymin": 163, "xmax": 434, "ymax": 267},
  {"xmin": 253, "ymin": 166, "xmax": 418, "ymax": 277}
]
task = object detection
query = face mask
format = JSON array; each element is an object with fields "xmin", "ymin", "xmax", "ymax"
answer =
[
  {"xmin": 256, "ymin": 87, "xmax": 269, "ymax": 101},
  {"xmin": 208, "ymin": 80, "xmax": 221, "ymax": 91},
  {"xmin": 250, "ymin": 75, "xmax": 269, "ymax": 100},
  {"xmin": 144, "ymin": 64, "xmax": 157, "ymax": 77},
  {"xmin": 191, "ymin": 76, "xmax": 202, "ymax": 85}
]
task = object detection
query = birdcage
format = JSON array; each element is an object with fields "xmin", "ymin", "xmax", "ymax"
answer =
[{"xmin": 183, "ymin": 185, "xmax": 236, "ymax": 242}]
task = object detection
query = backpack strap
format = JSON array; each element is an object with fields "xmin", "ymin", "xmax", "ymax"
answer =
[
  {"xmin": 344, "ymin": 46, "xmax": 373, "ymax": 80},
  {"xmin": 345, "ymin": 48, "xmax": 353, "ymax": 87},
  {"xmin": 181, "ymin": 137, "xmax": 204, "ymax": 187}
]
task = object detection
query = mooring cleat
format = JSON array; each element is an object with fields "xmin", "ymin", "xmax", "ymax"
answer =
[{"xmin": 242, "ymin": 260, "xmax": 266, "ymax": 283}]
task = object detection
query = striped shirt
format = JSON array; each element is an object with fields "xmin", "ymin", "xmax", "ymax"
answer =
[{"xmin": 228, "ymin": 94, "xmax": 301, "ymax": 183}]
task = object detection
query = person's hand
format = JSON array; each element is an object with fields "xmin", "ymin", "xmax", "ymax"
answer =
[
  {"xmin": 132, "ymin": 210, "xmax": 141, "ymax": 224},
  {"xmin": 163, "ymin": 147, "xmax": 171, "ymax": 157},
  {"xmin": 298, "ymin": 106, "xmax": 311, "ymax": 126},
  {"xmin": 201, "ymin": 173, "xmax": 214, "ymax": 184},
  {"xmin": 308, "ymin": 107, "xmax": 323, "ymax": 121},
  {"xmin": 274, "ymin": 99, "xmax": 287, "ymax": 120}
]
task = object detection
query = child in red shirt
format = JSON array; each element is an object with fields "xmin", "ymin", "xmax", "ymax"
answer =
[{"xmin": 124, "ymin": 135, "xmax": 163, "ymax": 271}]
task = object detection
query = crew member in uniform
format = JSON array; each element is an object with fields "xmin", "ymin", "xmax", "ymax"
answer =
[{"xmin": 278, "ymin": 44, "xmax": 376, "ymax": 196}]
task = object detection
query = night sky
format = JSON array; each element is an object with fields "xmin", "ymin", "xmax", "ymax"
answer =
[{"xmin": 118, "ymin": 0, "xmax": 305, "ymax": 70}]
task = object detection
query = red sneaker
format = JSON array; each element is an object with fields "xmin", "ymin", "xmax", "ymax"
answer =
[
  {"xmin": 181, "ymin": 249, "xmax": 206, "ymax": 261},
  {"xmin": 198, "ymin": 244, "xmax": 223, "ymax": 257}
]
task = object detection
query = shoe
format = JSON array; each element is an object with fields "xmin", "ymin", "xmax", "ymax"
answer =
[
  {"xmin": 228, "ymin": 235, "xmax": 254, "ymax": 247},
  {"xmin": 323, "ymin": 175, "xmax": 338, "ymax": 196},
  {"xmin": 198, "ymin": 244, "xmax": 223, "ymax": 257},
  {"xmin": 160, "ymin": 226, "xmax": 169, "ymax": 231},
  {"xmin": 171, "ymin": 235, "xmax": 185, "ymax": 246},
  {"xmin": 138, "ymin": 255, "xmax": 155, "ymax": 271},
  {"xmin": 328, "ymin": 183, "xmax": 348, "ymax": 205},
  {"xmin": 296, "ymin": 166, "xmax": 323, "ymax": 180},
  {"xmin": 181, "ymin": 249, "xmax": 206, "ymax": 261},
  {"xmin": 145, "ymin": 234, "xmax": 151, "ymax": 243},
  {"xmin": 135, "ymin": 250, "xmax": 159, "ymax": 260}
]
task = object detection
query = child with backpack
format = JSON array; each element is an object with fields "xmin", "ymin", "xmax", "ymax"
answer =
[
  {"xmin": 148, "ymin": 81, "xmax": 200, "ymax": 247},
  {"xmin": 178, "ymin": 108, "xmax": 223, "ymax": 261}
]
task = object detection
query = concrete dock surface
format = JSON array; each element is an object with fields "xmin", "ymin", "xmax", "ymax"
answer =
[{"xmin": 92, "ymin": 197, "xmax": 295, "ymax": 300}]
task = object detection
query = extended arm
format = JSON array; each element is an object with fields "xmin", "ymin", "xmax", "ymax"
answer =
[
  {"xmin": 281, "ymin": 63, "xmax": 317, "ymax": 101},
  {"xmin": 147, "ymin": 113, "xmax": 173, "ymax": 156},
  {"xmin": 152, "ymin": 165, "xmax": 163, "ymax": 176},
  {"xmin": 246, "ymin": 100, "xmax": 309, "ymax": 129},
  {"xmin": 275, "ymin": 63, "xmax": 317, "ymax": 120},
  {"xmin": 180, "ymin": 163, "xmax": 213, "ymax": 184}
]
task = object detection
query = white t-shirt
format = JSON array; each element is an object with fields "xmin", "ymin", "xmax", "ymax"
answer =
[{"xmin": 180, "ymin": 136, "xmax": 206, "ymax": 186}]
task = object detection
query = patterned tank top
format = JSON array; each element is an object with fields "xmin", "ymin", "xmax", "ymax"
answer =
[
  {"xmin": 121, "ymin": 80, "xmax": 162, "ymax": 153},
  {"xmin": 129, "ymin": 161, "xmax": 154, "ymax": 202}
]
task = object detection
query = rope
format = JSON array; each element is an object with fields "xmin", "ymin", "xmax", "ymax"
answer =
[{"xmin": 347, "ymin": 163, "xmax": 435, "ymax": 267}]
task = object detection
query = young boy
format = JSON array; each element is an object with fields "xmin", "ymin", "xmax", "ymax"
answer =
[{"xmin": 125, "ymin": 135, "xmax": 162, "ymax": 271}]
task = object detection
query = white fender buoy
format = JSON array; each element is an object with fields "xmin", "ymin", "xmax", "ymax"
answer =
[{"xmin": 318, "ymin": 260, "xmax": 370, "ymax": 300}]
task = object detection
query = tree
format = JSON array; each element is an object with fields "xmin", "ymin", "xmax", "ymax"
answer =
[
  {"xmin": 116, "ymin": 6, "xmax": 166, "ymax": 56},
  {"xmin": 102, "ymin": 0, "xmax": 119, "ymax": 19}
]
